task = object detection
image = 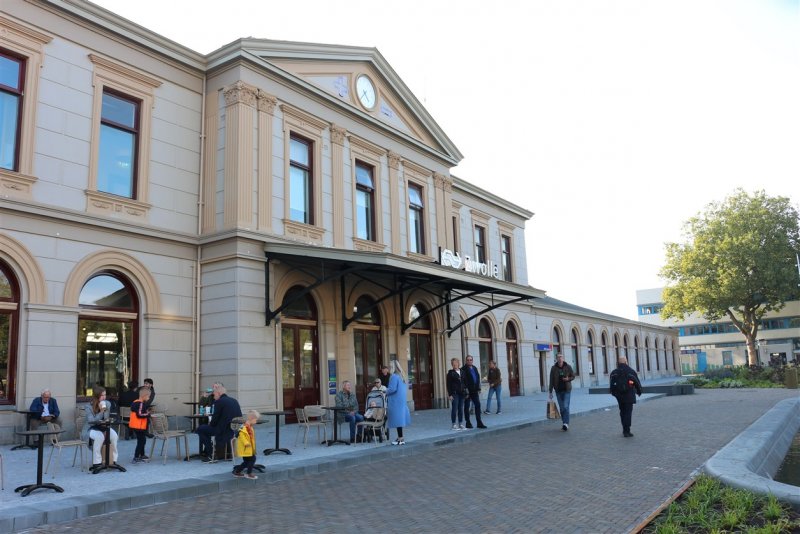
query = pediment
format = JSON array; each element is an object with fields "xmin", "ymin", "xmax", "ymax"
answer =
[{"xmin": 238, "ymin": 41, "xmax": 461, "ymax": 164}]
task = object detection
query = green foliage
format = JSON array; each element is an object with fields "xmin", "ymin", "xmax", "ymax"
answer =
[
  {"xmin": 682, "ymin": 365, "xmax": 785, "ymax": 388},
  {"xmin": 643, "ymin": 475, "xmax": 800, "ymax": 533},
  {"xmin": 660, "ymin": 189, "xmax": 800, "ymax": 365}
]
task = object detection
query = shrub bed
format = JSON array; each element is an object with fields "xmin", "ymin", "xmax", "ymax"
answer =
[{"xmin": 684, "ymin": 366, "xmax": 786, "ymax": 389}]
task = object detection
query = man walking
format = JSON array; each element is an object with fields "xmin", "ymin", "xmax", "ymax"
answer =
[
  {"xmin": 462, "ymin": 355, "xmax": 487, "ymax": 429},
  {"xmin": 548, "ymin": 353, "xmax": 575, "ymax": 431},
  {"xmin": 610, "ymin": 356, "xmax": 642, "ymax": 437},
  {"xmin": 484, "ymin": 359, "xmax": 502, "ymax": 415}
]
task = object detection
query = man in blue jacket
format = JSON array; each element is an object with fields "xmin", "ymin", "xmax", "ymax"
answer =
[
  {"xmin": 29, "ymin": 389, "xmax": 62, "ymax": 430},
  {"xmin": 461, "ymin": 355, "xmax": 487, "ymax": 429}
]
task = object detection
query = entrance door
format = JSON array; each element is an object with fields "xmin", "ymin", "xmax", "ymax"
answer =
[
  {"xmin": 280, "ymin": 287, "xmax": 320, "ymax": 423},
  {"xmin": 505, "ymin": 322, "xmax": 520, "ymax": 396},
  {"xmin": 354, "ymin": 328, "xmax": 381, "ymax": 408},
  {"xmin": 538, "ymin": 351, "xmax": 548, "ymax": 392},
  {"xmin": 409, "ymin": 331, "xmax": 432, "ymax": 410},
  {"xmin": 282, "ymin": 324, "xmax": 320, "ymax": 421}
]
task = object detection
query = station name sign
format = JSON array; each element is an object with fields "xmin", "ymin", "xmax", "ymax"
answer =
[{"xmin": 439, "ymin": 248, "xmax": 501, "ymax": 280}]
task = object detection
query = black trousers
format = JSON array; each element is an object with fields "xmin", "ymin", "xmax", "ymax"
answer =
[
  {"xmin": 464, "ymin": 391, "xmax": 484, "ymax": 426},
  {"xmin": 234, "ymin": 455, "xmax": 256, "ymax": 474},
  {"xmin": 616, "ymin": 399, "xmax": 634, "ymax": 432}
]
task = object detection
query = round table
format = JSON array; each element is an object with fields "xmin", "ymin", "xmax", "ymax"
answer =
[
  {"xmin": 14, "ymin": 428, "xmax": 65, "ymax": 496},
  {"xmin": 11, "ymin": 410, "xmax": 38, "ymax": 450},
  {"xmin": 261, "ymin": 410, "xmax": 292, "ymax": 456},
  {"xmin": 89, "ymin": 420, "xmax": 126, "ymax": 474},
  {"xmin": 321, "ymin": 406, "xmax": 350, "ymax": 446}
]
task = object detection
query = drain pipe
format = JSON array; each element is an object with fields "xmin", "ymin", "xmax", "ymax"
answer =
[{"xmin": 193, "ymin": 74, "xmax": 207, "ymax": 407}]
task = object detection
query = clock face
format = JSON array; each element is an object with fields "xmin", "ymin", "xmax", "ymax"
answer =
[{"xmin": 356, "ymin": 75, "xmax": 376, "ymax": 110}]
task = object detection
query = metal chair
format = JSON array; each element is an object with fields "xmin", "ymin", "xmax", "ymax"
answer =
[
  {"xmin": 229, "ymin": 416, "xmax": 245, "ymax": 463},
  {"xmin": 295, "ymin": 405, "xmax": 328, "ymax": 448},
  {"xmin": 45, "ymin": 416, "xmax": 86, "ymax": 478},
  {"xmin": 148, "ymin": 412, "xmax": 189, "ymax": 464}
]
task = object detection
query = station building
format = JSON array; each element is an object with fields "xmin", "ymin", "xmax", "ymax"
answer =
[
  {"xmin": 636, "ymin": 288, "xmax": 800, "ymax": 373},
  {"xmin": 0, "ymin": 0, "xmax": 678, "ymax": 440}
]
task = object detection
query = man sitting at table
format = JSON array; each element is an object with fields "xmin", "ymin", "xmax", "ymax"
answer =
[
  {"xmin": 196, "ymin": 382, "xmax": 242, "ymax": 461},
  {"xmin": 335, "ymin": 380, "xmax": 364, "ymax": 443},
  {"xmin": 29, "ymin": 388, "xmax": 62, "ymax": 430}
]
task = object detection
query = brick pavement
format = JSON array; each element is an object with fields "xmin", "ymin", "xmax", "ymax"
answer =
[{"xmin": 18, "ymin": 388, "xmax": 798, "ymax": 534}]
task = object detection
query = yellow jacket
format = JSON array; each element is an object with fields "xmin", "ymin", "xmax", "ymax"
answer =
[{"xmin": 236, "ymin": 424, "xmax": 256, "ymax": 457}]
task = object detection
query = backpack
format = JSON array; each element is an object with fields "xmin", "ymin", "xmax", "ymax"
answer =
[{"xmin": 610, "ymin": 369, "xmax": 631, "ymax": 396}]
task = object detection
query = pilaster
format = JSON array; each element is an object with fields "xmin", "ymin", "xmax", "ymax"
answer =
[
  {"xmin": 330, "ymin": 123, "xmax": 347, "ymax": 248},
  {"xmin": 388, "ymin": 151, "xmax": 402, "ymax": 254},
  {"xmin": 223, "ymin": 81, "xmax": 257, "ymax": 230},
  {"xmin": 257, "ymin": 90, "xmax": 277, "ymax": 232}
]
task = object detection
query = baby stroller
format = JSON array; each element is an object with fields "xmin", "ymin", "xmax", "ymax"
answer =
[{"xmin": 358, "ymin": 389, "xmax": 388, "ymax": 443}]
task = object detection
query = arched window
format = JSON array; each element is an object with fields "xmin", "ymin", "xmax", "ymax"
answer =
[
  {"xmin": 646, "ymin": 337, "xmax": 653, "ymax": 371},
  {"xmin": 570, "ymin": 328, "xmax": 580, "ymax": 375},
  {"xmin": 77, "ymin": 272, "xmax": 138, "ymax": 400},
  {"xmin": 614, "ymin": 333, "xmax": 621, "ymax": 360},
  {"xmin": 636, "ymin": 336, "xmax": 645, "ymax": 372},
  {"xmin": 552, "ymin": 326, "xmax": 562, "ymax": 362},
  {"xmin": 623, "ymin": 334, "xmax": 630, "ymax": 361},
  {"xmin": 601, "ymin": 332, "xmax": 609, "ymax": 374},
  {"xmin": 655, "ymin": 337, "xmax": 662, "ymax": 371},
  {"xmin": 478, "ymin": 318, "xmax": 494, "ymax": 380},
  {"xmin": 0, "ymin": 261, "xmax": 20, "ymax": 403},
  {"xmin": 505, "ymin": 321, "xmax": 520, "ymax": 396},
  {"xmin": 587, "ymin": 330, "xmax": 595, "ymax": 375},
  {"xmin": 409, "ymin": 303, "xmax": 433, "ymax": 410}
]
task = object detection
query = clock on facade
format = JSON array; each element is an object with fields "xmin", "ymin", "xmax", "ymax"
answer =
[{"xmin": 356, "ymin": 74, "xmax": 376, "ymax": 110}]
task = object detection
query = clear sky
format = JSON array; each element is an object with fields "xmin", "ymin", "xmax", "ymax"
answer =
[{"xmin": 93, "ymin": 0, "xmax": 800, "ymax": 320}]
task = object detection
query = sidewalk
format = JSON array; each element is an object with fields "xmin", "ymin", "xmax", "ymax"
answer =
[{"xmin": 0, "ymin": 378, "xmax": 677, "ymax": 531}]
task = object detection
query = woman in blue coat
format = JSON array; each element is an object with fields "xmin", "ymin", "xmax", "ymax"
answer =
[{"xmin": 385, "ymin": 360, "xmax": 411, "ymax": 445}]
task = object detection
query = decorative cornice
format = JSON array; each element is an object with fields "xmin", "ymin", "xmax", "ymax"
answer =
[
  {"xmin": 85, "ymin": 190, "xmax": 151, "ymax": 219},
  {"xmin": 283, "ymin": 219, "xmax": 325, "ymax": 245},
  {"xmin": 281, "ymin": 104, "xmax": 329, "ymax": 132},
  {"xmin": 353, "ymin": 238, "xmax": 386, "ymax": 253},
  {"xmin": 434, "ymin": 172, "xmax": 452, "ymax": 192},
  {"xmin": 470, "ymin": 208, "xmax": 490, "ymax": 226},
  {"xmin": 224, "ymin": 80, "xmax": 258, "ymax": 108},
  {"xmin": 330, "ymin": 123, "xmax": 347, "ymax": 146},
  {"xmin": 256, "ymin": 89, "xmax": 277, "ymax": 114},
  {"xmin": 402, "ymin": 159, "xmax": 431, "ymax": 179},
  {"xmin": 387, "ymin": 151, "xmax": 402, "ymax": 170},
  {"xmin": 0, "ymin": 15, "xmax": 53, "ymax": 49},
  {"xmin": 0, "ymin": 169, "xmax": 36, "ymax": 200},
  {"xmin": 89, "ymin": 54, "xmax": 162, "ymax": 88},
  {"xmin": 348, "ymin": 135, "xmax": 385, "ymax": 161}
]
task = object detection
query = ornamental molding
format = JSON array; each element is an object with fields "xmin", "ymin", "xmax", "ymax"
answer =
[
  {"xmin": 470, "ymin": 208, "xmax": 490, "ymax": 226},
  {"xmin": 283, "ymin": 219, "xmax": 325, "ymax": 245},
  {"xmin": 280, "ymin": 104, "xmax": 329, "ymax": 133},
  {"xmin": 434, "ymin": 172, "xmax": 452, "ymax": 192},
  {"xmin": 85, "ymin": 190, "xmax": 151, "ymax": 219},
  {"xmin": 348, "ymin": 135, "xmax": 385, "ymax": 161},
  {"xmin": 497, "ymin": 220, "xmax": 517, "ymax": 235},
  {"xmin": 353, "ymin": 238, "xmax": 387, "ymax": 253},
  {"xmin": 0, "ymin": 15, "xmax": 53, "ymax": 50},
  {"xmin": 0, "ymin": 169, "xmax": 36, "ymax": 200},
  {"xmin": 330, "ymin": 123, "xmax": 347, "ymax": 145},
  {"xmin": 89, "ymin": 54, "xmax": 162, "ymax": 89},
  {"xmin": 402, "ymin": 159, "xmax": 431, "ymax": 180},
  {"xmin": 224, "ymin": 80, "xmax": 258, "ymax": 108},
  {"xmin": 256, "ymin": 89, "xmax": 278, "ymax": 114},
  {"xmin": 387, "ymin": 151, "xmax": 402, "ymax": 170}
]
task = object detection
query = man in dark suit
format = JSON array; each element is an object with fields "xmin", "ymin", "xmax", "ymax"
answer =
[
  {"xmin": 196, "ymin": 382, "xmax": 242, "ymax": 461},
  {"xmin": 610, "ymin": 356, "xmax": 643, "ymax": 437},
  {"xmin": 461, "ymin": 355, "xmax": 487, "ymax": 429}
]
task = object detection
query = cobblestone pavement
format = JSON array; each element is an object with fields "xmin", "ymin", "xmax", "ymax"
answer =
[{"xmin": 20, "ymin": 388, "xmax": 798, "ymax": 534}]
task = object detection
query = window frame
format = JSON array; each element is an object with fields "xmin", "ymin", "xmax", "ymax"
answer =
[
  {"xmin": 87, "ymin": 54, "xmax": 160, "ymax": 218},
  {"xmin": 0, "ymin": 260, "xmax": 20, "ymax": 405},
  {"xmin": 474, "ymin": 224, "xmax": 487, "ymax": 264},
  {"xmin": 0, "ymin": 49, "xmax": 25, "ymax": 173},
  {"xmin": 97, "ymin": 88, "xmax": 141, "ymax": 199},
  {"xmin": 408, "ymin": 182, "xmax": 426, "ymax": 255},
  {"xmin": 501, "ymin": 233, "xmax": 513, "ymax": 282},
  {"xmin": 354, "ymin": 160, "xmax": 376, "ymax": 241},
  {"xmin": 289, "ymin": 133, "xmax": 314, "ymax": 225}
]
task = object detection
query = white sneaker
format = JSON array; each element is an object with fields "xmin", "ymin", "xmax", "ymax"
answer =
[
  {"xmin": 391, "ymin": 438, "xmax": 401, "ymax": 445},
  {"xmin": 451, "ymin": 424, "xmax": 459, "ymax": 431},
  {"xmin": 458, "ymin": 424, "xmax": 465, "ymax": 430}
]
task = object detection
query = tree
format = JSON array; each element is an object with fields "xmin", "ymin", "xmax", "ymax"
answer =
[{"xmin": 660, "ymin": 189, "xmax": 800, "ymax": 366}]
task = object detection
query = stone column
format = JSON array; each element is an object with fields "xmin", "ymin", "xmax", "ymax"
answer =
[{"xmin": 222, "ymin": 81, "xmax": 257, "ymax": 230}]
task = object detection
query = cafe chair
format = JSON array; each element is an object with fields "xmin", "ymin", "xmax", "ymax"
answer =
[
  {"xmin": 44, "ymin": 420, "xmax": 86, "ymax": 478},
  {"xmin": 148, "ymin": 412, "xmax": 189, "ymax": 464},
  {"xmin": 229, "ymin": 416, "xmax": 245, "ymax": 463},
  {"xmin": 117, "ymin": 406, "xmax": 131, "ymax": 439},
  {"xmin": 295, "ymin": 405, "xmax": 327, "ymax": 448},
  {"xmin": 355, "ymin": 407, "xmax": 386, "ymax": 444}
]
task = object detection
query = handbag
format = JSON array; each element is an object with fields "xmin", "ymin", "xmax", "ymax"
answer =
[{"xmin": 547, "ymin": 400, "xmax": 560, "ymax": 420}]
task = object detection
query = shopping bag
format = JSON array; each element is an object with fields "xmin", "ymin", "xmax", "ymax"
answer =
[{"xmin": 547, "ymin": 400, "xmax": 560, "ymax": 420}]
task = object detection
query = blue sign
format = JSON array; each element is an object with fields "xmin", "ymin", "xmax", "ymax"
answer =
[{"xmin": 535, "ymin": 343, "xmax": 552, "ymax": 351}]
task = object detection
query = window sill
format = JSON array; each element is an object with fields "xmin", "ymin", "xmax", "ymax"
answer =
[
  {"xmin": 353, "ymin": 238, "xmax": 386, "ymax": 253},
  {"xmin": 283, "ymin": 219, "xmax": 324, "ymax": 245},
  {"xmin": 407, "ymin": 251, "xmax": 433, "ymax": 262},
  {"xmin": 85, "ymin": 190, "xmax": 151, "ymax": 220},
  {"xmin": 0, "ymin": 168, "xmax": 37, "ymax": 201}
]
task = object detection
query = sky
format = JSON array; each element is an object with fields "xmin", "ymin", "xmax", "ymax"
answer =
[{"xmin": 92, "ymin": 0, "xmax": 800, "ymax": 320}]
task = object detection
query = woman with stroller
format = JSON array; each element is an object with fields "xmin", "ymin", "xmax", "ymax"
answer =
[{"xmin": 385, "ymin": 360, "xmax": 411, "ymax": 445}]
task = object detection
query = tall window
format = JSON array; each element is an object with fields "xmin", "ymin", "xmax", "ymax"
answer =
[
  {"xmin": 570, "ymin": 328, "xmax": 580, "ymax": 375},
  {"xmin": 474, "ymin": 225, "xmax": 486, "ymax": 263},
  {"xmin": 501, "ymin": 234, "xmax": 512, "ymax": 281},
  {"xmin": 552, "ymin": 326, "xmax": 562, "ymax": 361},
  {"xmin": 601, "ymin": 332, "xmax": 609, "ymax": 374},
  {"xmin": 289, "ymin": 135, "xmax": 313, "ymax": 224},
  {"xmin": 408, "ymin": 184, "xmax": 425, "ymax": 254},
  {"xmin": 98, "ymin": 90, "xmax": 140, "ymax": 198},
  {"xmin": 0, "ymin": 261, "xmax": 20, "ymax": 403},
  {"xmin": 452, "ymin": 215, "xmax": 459, "ymax": 254},
  {"xmin": 355, "ymin": 162, "xmax": 375, "ymax": 241},
  {"xmin": 587, "ymin": 330, "xmax": 595, "ymax": 375},
  {"xmin": 0, "ymin": 51, "xmax": 24, "ymax": 171},
  {"xmin": 478, "ymin": 318, "xmax": 493, "ymax": 380},
  {"xmin": 77, "ymin": 273, "xmax": 138, "ymax": 400}
]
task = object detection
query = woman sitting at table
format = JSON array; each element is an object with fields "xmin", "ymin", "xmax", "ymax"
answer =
[{"xmin": 82, "ymin": 387, "xmax": 120, "ymax": 469}]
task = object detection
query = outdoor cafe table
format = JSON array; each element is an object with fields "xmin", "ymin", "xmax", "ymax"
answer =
[
  {"xmin": 89, "ymin": 420, "xmax": 126, "ymax": 474},
  {"xmin": 14, "ymin": 428, "xmax": 64, "ymax": 496},
  {"xmin": 321, "ymin": 406, "xmax": 350, "ymax": 446},
  {"xmin": 261, "ymin": 410, "xmax": 291, "ymax": 456},
  {"xmin": 11, "ymin": 410, "xmax": 38, "ymax": 450},
  {"xmin": 183, "ymin": 414, "xmax": 209, "ymax": 460}
]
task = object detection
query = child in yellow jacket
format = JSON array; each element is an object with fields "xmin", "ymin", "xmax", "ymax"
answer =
[{"xmin": 233, "ymin": 409, "xmax": 260, "ymax": 479}]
